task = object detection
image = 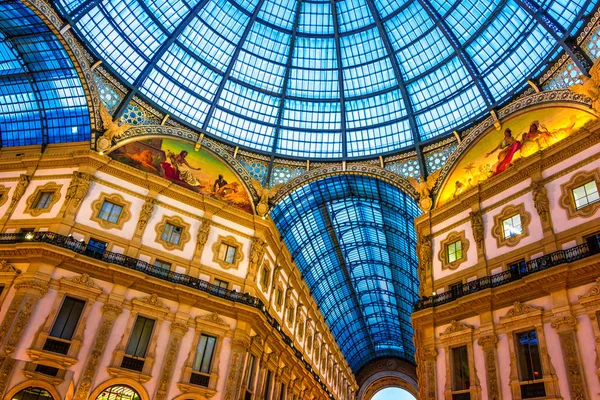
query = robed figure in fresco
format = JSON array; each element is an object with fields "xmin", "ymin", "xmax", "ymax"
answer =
[
  {"xmin": 161, "ymin": 150, "xmax": 202, "ymax": 187},
  {"xmin": 485, "ymin": 128, "xmax": 522, "ymax": 175}
]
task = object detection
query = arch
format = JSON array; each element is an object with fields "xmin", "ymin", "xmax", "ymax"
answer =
[
  {"xmin": 432, "ymin": 91, "xmax": 596, "ymax": 204},
  {"xmin": 355, "ymin": 358, "xmax": 418, "ymax": 400},
  {"xmin": 107, "ymin": 126, "xmax": 259, "ymax": 202},
  {"xmin": 172, "ymin": 394, "xmax": 210, "ymax": 400},
  {"xmin": 89, "ymin": 378, "xmax": 148, "ymax": 400},
  {"xmin": 5, "ymin": 380, "xmax": 61, "ymax": 400},
  {"xmin": 270, "ymin": 174, "xmax": 420, "ymax": 372},
  {"xmin": 271, "ymin": 165, "xmax": 419, "ymax": 208}
]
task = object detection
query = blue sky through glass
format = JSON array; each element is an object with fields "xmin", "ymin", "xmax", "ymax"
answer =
[
  {"xmin": 52, "ymin": 0, "xmax": 596, "ymax": 159},
  {"xmin": 372, "ymin": 387, "xmax": 416, "ymax": 400}
]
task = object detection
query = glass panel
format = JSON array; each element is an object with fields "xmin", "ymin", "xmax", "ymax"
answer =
[
  {"xmin": 125, "ymin": 316, "xmax": 155, "ymax": 358},
  {"xmin": 516, "ymin": 330, "xmax": 543, "ymax": 381},
  {"xmin": 263, "ymin": 370, "xmax": 273, "ymax": 399},
  {"xmin": 502, "ymin": 215, "xmax": 522, "ymax": 239},
  {"xmin": 153, "ymin": 259, "xmax": 171, "ymax": 270},
  {"xmin": 34, "ymin": 192, "xmax": 54, "ymax": 209},
  {"xmin": 98, "ymin": 201, "xmax": 123, "ymax": 223},
  {"xmin": 93, "ymin": 385, "xmax": 141, "ymax": 400},
  {"xmin": 162, "ymin": 223, "xmax": 182, "ymax": 244},
  {"xmin": 214, "ymin": 279, "xmax": 228, "ymax": 289},
  {"xmin": 246, "ymin": 354, "xmax": 256, "ymax": 390},
  {"xmin": 11, "ymin": 387, "xmax": 55, "ymax": 400},
  {"xmin": 573, "ymin": 181, "xmax": 599, "ymax": 209},
  {"xmin": 447, "ymin": 241, "xmax": 462, "ymax": 263},
  {"xmin": 49, "ymin": 297, "xmax": 85, "ymax": 340},
  {"xmin": 193, "ymin": 334, "xmax": 216, "ymax": 374},
  {"xmin": 452, "ymin": 345, "xmax": 470, "ymax": 391}
]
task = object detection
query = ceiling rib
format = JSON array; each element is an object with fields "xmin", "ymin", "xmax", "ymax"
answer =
[{"xmin": 331, "ymin": 0, "xmax": 348, "ymax": 158}]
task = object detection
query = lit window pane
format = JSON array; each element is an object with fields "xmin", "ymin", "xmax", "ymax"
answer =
[
  {"xmin": 502, "ymin": 215, "xmax": 523, "ymax": 239},
  {"xmin": 573, "ymin": 181, "xmax": 599, "ymax": 209}
]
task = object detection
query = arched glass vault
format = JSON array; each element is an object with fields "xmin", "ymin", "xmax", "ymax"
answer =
[
  {"xmin": 271, "ymin": 175, "xmax": 420, "ymax": 372},
  {"xmin": 52, "ymin": 0, "xmax": 597, "ymax": 161},
  {"xmin": 0, "ymin": 1, "xmax": 90, "ymax": 148}
]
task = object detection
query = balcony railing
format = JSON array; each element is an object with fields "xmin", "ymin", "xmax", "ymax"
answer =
[
  {"xmin": 0, "ymin": 231, "xmax": 334, "ymax": 398},
  {"xmin": 414, "ymin": 237, "xmax": 600, "ymax": 311}
]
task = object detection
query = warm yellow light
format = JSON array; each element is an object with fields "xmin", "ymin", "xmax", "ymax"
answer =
[{"xmin": 25, "ymin": 232, "xmax": 34, "ymax": 240}]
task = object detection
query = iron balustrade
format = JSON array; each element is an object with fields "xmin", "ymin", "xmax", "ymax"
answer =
[
  {"xmin": 414, "ymin": 238, "xmax": 600, "ymax": 311},
  {"xmin": 121, "ymin": 356, "xmax": 145, "ymax": 372},
  {"xmin": 0, "ymin": 232, "xmax": 335, "ymax": 397},
  {"xmin": 42, "ymin": 338, "xmax": 70, "ymax": 355},
  {"xmin": 190, "ymin": 372, "xmax": 210, "ymax": 387}
]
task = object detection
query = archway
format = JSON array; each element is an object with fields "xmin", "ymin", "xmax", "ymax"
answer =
[{"xmin": 355, "ymin": 358, "xmax": 418, "ymax": 400}]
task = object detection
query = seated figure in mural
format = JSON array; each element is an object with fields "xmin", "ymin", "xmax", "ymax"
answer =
[
  {"xmin": 161, "ymin": 150, "xmax": 202, "ymax": 187},
  {"xmin": 521, "ymin": 120, "xmax": 554, "ymax": 148},
  {"xmin": 485, "ymin": 128, "xmax": 522, "ymax": 176}
]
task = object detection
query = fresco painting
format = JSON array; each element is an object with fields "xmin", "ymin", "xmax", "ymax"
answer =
[
  {"xmin": 437, "ymin": 106, "xmax": 597, "ymax": 206},
  {"xmin": 110, "ymin": 138, "xmax": 253, "ymax": 213}
]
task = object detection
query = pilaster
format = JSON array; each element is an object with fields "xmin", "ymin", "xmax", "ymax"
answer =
[{"xmin": 155, "ymin": 320, "xmax": 189, "ymax": 400}]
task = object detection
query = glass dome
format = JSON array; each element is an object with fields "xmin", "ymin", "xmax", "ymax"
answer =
[{"xmin": 54, "ymin": 0, "xmax": 593, "ymax": 159}]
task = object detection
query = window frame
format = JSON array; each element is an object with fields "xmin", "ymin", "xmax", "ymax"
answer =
[
  {"xmin": 155, "ymin": 215, "xmax": 191, "ymax": 251},
  {"xmin": 492, "ymin": 203, "xmax": 531, "ymax": 248},
  {"xmin": 24, "ymin": 182, "xmax": 63, "ymax": 217},
  {"xmin": 572, "ymin": 180, "xmax": 599, "ymax": 210},
  {"xmin": 90, "ymin": 192, "xmax": 132, "ymax": 230},
  {"xmin": 559, "ymin": 169, "xmax": 600, "ymax": 219},
  {"xmin": 438, "ymin": 230, "xmax": 470, "ymax": 270},
  {"xmin": 211, "ymin": 235, "xmax": 243, "ymax": 270}
]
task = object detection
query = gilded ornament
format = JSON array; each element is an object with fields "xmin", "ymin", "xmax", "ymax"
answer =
[
  {"xmin": 470, "ymin": 210, "xmax": 484, "ymax": 250},
  {"xmin": 551, "ymin": 315, "xmax": 577, "ymax": 329},
  {"xmin": 10, "ymin": 174, "xmax": 30, "ymax": 208},
  {"xmin": 251, "ymin": 178, "xmax": 283, "ymax": 217},
  {"xmin": 13, "ymin": 279, "xmax": 49, "ymax": 295},
  {"xmin": 65, "ymin": 171, "xmax": 92, "ymax": 208},
  {"xmin": 196, "ymin": 218, "xmax": 211, "ymax": 251},
  {"xmin": 569, "ymin": 58, "xmax": 600, "ymax": 113},
  {"xmin": 0, "ymin": 260, "xmax": 20, "ymax": 274},
  {"xmin": 501, "ymin": 301, "xmax": 543, "ymax": 320},
  {"xmin": 532, "ymin": 180, "xmax": 551, "ymax": 224},
  {"xmin": 579, "ymin": 277, "xmax": 600, "ymax": 299},
  {"xmin": 96, "ymin": 103, "xmax": 132, "ymax": 152},
  {"xmin": 70, "ymin": 273, "xmax": 99, "ymax": 288},
  {"xmin": 138, "ymin": 198, "xmax": 155, "ymax": 230},
  {"xmin": 407, "ymin": 170, "xmax": 441, "ymax": 212},
  {"xmin": 440, "ymin": 320, "xmax": 472, "ymax": 336},
  {"xmin": 417, "ymin": 234, "xmax": 432, "ymax": 286}
]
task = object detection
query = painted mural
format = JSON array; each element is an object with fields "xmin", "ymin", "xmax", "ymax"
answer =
[
  {"xmin": 437, "ymin": 106, "xmax": 597, "ymax": 206},
  {"xmin": 110, "ymin": 138, "xmax": 253, "ymax": 213}
]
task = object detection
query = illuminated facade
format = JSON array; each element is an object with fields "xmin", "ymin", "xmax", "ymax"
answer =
[{"xmin": 1, "ymin": 0, "xmax": 600, "ymax": 399}]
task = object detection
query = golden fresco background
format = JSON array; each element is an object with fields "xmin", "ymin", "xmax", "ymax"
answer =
[
  {"xmin": 111, "ymin": 138, "xmax": 253, "ymax": 213},
  {"xmin": 437, "ymin": 106, "xmax": 597, "ymax": 206}
]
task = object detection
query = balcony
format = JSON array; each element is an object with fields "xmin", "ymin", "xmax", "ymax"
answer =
[
  {"xmin": 0, "ymin": 231, "xmax": 333, "ymax": 397},
  {"xmin": 414, "ymin": 237, "xmax": 600, "ymax": 311}
]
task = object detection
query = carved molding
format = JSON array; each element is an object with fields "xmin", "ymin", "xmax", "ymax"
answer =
[
  {"xmin": 0, "ymin": 185, "xmax": 9, "ymax": 208},
  {"xmin": 500, "ymin": 301, "xmax": 543, "ymax": 321},
  {"xmin": 440, "ymin": 320, "xmax": 473, "ymax": 336}
]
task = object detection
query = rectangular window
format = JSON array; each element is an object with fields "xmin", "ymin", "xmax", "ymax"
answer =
[
  {"xmin": 261, "ymin": 268, "xmax": 269, "ymax": 287},
  {"xmin": 33, "ymin": 191, "xmax": 54, "ymax": 209},
  {"xmin": 87, "ymin": 238, "xmax": 107, "ymax": 253},
  {"xmin": 98, "ymin": 200, "xmax": 123, "ymax": 223},
  {"xmin": 125, "ymin": 316, "xmax": 155, "ymax": 358},
  {"xmin": 502, "ymin": 214, "xmax": 522, "ymax": 239},
  {"xmin": 263, "ymin": 370, "xmax": 273, "ymax": 399},
  {"xmin": 19, "ymin": 228, "xmax": 35, "ymax": 233},
  {"xmin": 275, "ymin": 288, "xmax": 283, "ymax": 307},
  {"xmin": 447, "ymin": 240, "xmax": 462, "ymax": 263},
  {"xmin": 214, "ymin": 279, "xmax": 228, "ymax": 289},
  {"xmin": 451, "ymin": 345, "xmax": 470, "ymax": 391},
  {"xmin": 516, "ymin": 330, "xmax": 543, "ymax": 381},
  {"xmin": 162, "ymin": 223, "xmax": 182, "ymax": 245},
  {"xmin": 246, "ymin": 354, "xmax": 256, "ymax": 390},
  {"xmin": 193, "ymin": 334, "xmax": 217, "ymax": 374},
  {"xmin": 218, "ymin": 243, "xmax": 237, "ymax": 264},
  {"xmin": 154, "ymin": 259, "xmax": 171, "ymax": 270},
  {"xmin": 449, "ymin": 282, "xmax": 463, "ymax": 298},
  {"xmin": 573, "ymin": 181, "xmax": 599, "ymax": 209},
  {"xmin": 516, "ymin": 330, "xmax": 546, "ymax": 399},
  {"xmin": 44, "ymin": 296, "xmax": 85, "ymax": 354},
  {"xmin": 279, "ymin": 383, "xmax": 286, "ymax": 400}
]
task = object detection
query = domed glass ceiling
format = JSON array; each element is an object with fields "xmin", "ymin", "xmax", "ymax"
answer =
[{"xmin": 54, "ymin": 0, "xmax": 593, "ymax": 159}]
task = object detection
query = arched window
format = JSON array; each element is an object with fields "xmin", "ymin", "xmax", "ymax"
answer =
[
  {"xmin": 95, "ymin": 385, "xmax": 141, "ymax": 400},
  {"xmin": 11, "ymin": 387, "xmax": 54, "ymax": 400}
]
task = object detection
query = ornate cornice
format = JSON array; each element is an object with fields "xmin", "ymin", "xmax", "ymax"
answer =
[
  {"xmin": 0, "ymin": 260, "xmax": 20, "ymax": 274},
  {"xmin": 579, "ymin": 277, "xmax": 600, "ymax": 301},
  {"xmin": 13, "ymin": 278, "xmax": 48, "ymax": 295},
  {"xmin": 500, "ymin": 301, "xmax": 543, "ymax": 321},
  {"xmin": 440, "ymin": 320, "xmax": 473, "ymax": 336},
  {"xmin": 550, "ymin": 315, "xmax": 577, "ymax": 330}
]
